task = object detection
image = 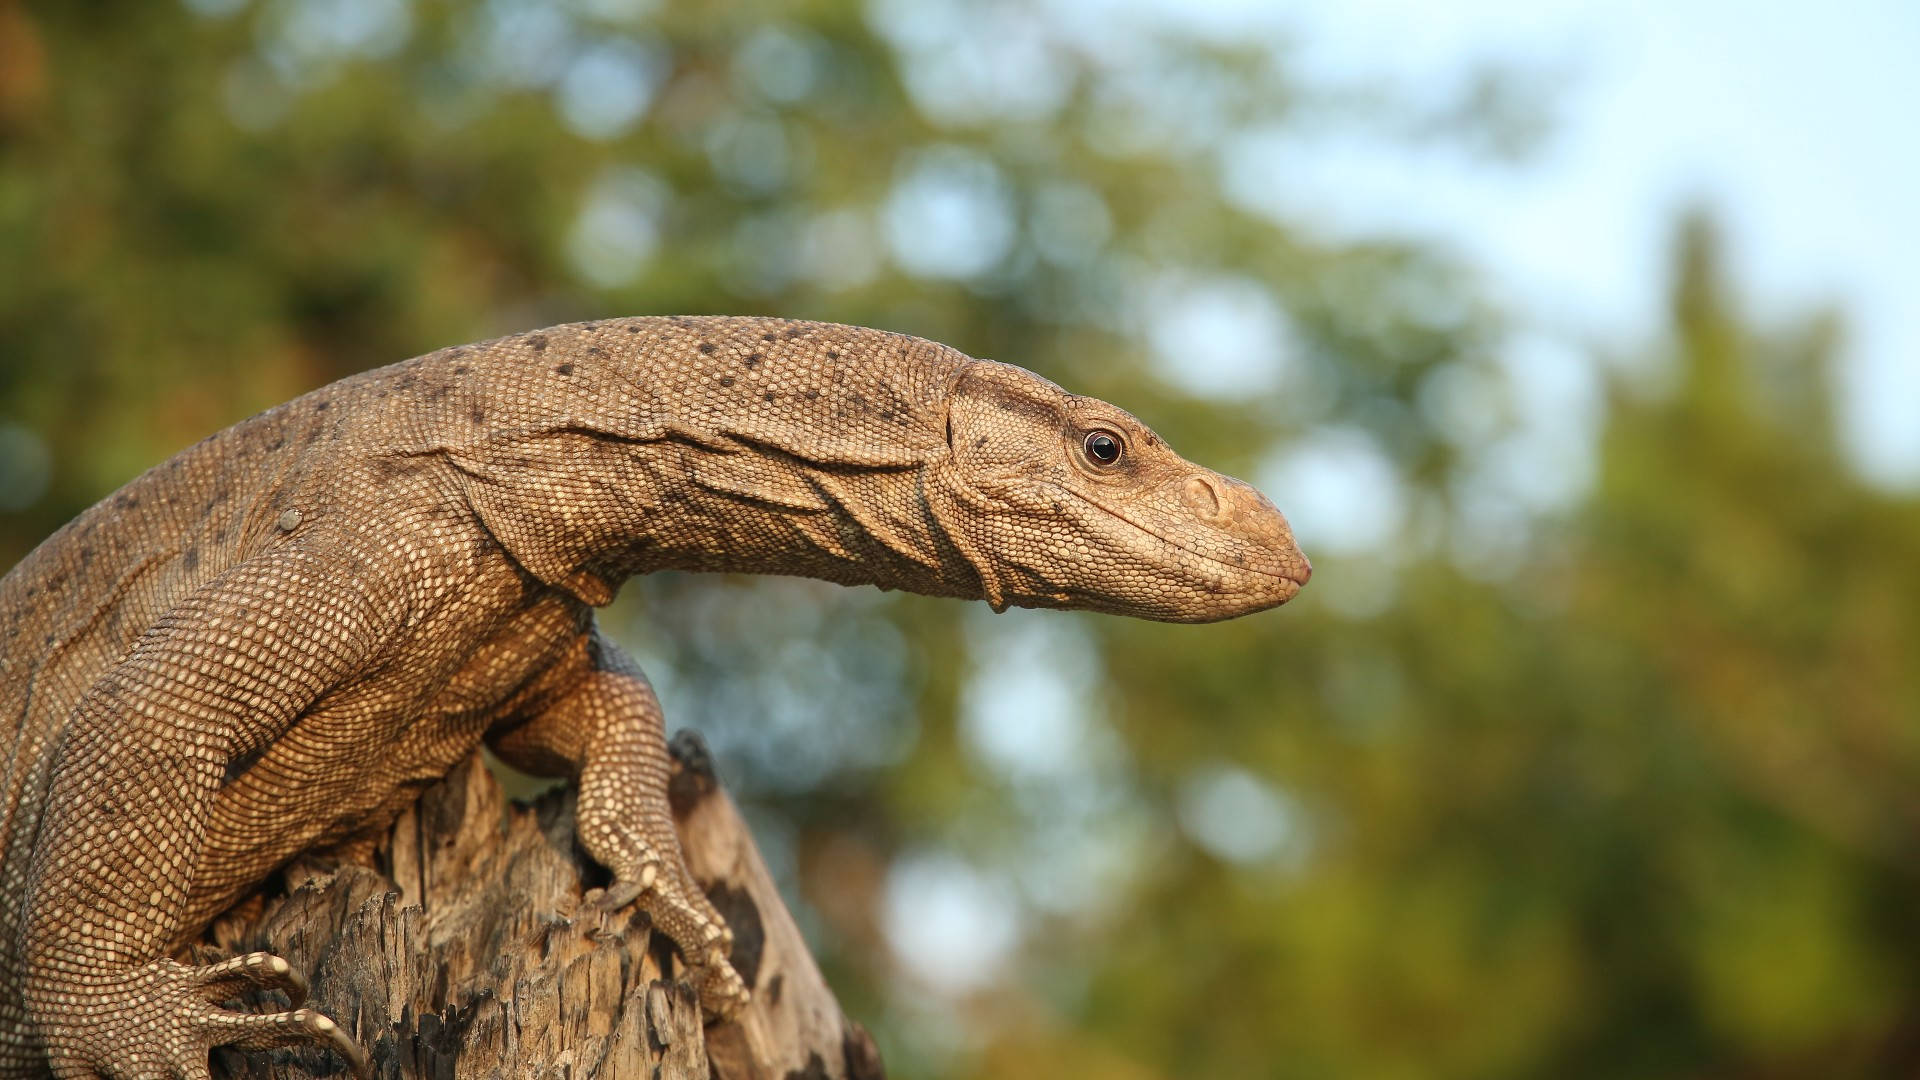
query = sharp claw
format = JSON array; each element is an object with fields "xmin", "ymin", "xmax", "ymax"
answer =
[
  {"xmin": 214, "ymin": 1004, "xmax": 369, "ymax": 1076},
  {"xmin": 593, "ymin": 860, "xmax": 659, "ymax": 913},
  {"xmin": 197, "ymin": 951, "xmax": 309, "ymax": 1007},
  {"xmin": 320, "ymin": 1016, "xmax": 372, "ymax": 1080},
  {"xmin": 279, "ymin": 959, "xmax": 310, "ymax": 1009},
  {"xmin": 694, "ymin": 965, "xmax": 751, "ymax": 1024}
]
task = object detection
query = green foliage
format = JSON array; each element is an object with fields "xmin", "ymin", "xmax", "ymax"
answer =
[{"xmin": 2, "ymin": 2, "xmax": 1914, "ymax": 1077}]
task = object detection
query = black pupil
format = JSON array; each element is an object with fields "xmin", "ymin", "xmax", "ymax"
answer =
[{"xmin": 1087, "ymin": 432, "xmax": 1121, "ymax": 464}]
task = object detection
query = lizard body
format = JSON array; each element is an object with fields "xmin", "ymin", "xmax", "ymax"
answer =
[{"xmin": 0, "ymin": 316, "xmax": 1308, "ymax": 1078}]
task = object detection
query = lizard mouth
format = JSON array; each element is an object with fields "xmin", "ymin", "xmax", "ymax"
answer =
[{"xmin": 1045, "ymin": 482, "xmax": 1309, "ymax": 589}]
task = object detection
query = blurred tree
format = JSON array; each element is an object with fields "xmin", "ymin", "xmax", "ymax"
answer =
[
  {"xmin": 1052, "ymin": 213, "xmax": 1920, "ymax": 1080},
  {"xmin": 2, "ymin": 2, "xmax": 1916, "ymax": 1079}
]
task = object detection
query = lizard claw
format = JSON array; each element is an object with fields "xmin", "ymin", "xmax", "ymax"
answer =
[
  {"xmin": 194, "ymin": 950, "xmax": 310, "ymax": 1008},
  {"xmin": 590, "ymin": 858, "xmax": 660, "ymax": 913},
  {"xmin": 192, "ymin": 955, "xmax": 369, "ymax": 1080},
  {"xmin": 688, "ymin": 953, "xmax": 751, "ymax": 1023},
  {"xmin": 583, "ymin": 865, "xmax": 748, "ymax": 1021},
  {"xmin": 210, "ymin": 1006, "xmax": 371, "ymax": 1079}
]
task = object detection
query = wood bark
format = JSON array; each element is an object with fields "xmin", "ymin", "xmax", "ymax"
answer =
[{"xmin": 197, "ymin": 732, "xmax": 883, "ymax": 1080}]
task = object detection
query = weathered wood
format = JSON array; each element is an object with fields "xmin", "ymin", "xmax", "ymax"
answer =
[{"xmin": 198, "ymin": 733, "xmax": 882, "ymax": 1080}]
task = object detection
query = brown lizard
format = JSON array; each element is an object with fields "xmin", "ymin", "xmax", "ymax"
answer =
[{"xmin": 0, "ymin": 316, "xmax": 1309, "ymax": 1079}]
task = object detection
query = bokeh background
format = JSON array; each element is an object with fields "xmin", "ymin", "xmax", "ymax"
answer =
[{"xmin": 3, "ymin": 1, "xmax": 1918, "ymax": 1076}]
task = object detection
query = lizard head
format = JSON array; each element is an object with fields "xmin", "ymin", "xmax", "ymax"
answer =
[{"xmin": 937, "ymin": 360, "xmax": 1310, "ymax": 623}]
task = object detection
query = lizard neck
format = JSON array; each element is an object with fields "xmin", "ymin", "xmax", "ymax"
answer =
[{"xmin": 417, "ymin": 317, "xmax": 988, "ymax": 606}]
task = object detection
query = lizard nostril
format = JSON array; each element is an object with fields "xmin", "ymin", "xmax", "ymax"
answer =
[{"xmin": 1183, "ymin": 476, "xmax": 1223, "ymax": 520}]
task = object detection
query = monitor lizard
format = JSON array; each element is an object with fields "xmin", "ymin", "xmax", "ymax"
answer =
[{"xmin": 0, "ymin": 316, "xmax": 1310, "ymax": 1078}]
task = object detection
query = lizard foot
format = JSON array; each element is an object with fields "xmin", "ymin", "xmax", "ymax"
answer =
[
  {"xmin": 34, "ymin": 956, "xmax": 369, "ymax": 1080},
  {"xmin": 686, "ymin": 943, "xmax": 751, "ymax": 1023},
  {"xmin": 592, "ymin": 869, "xmax": 751, "ymax": 1022}
]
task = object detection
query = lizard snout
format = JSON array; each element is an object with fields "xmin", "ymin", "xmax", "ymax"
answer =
[{"xmin": 1181, "ymin": 472, "xmax": 1311, "ymax": 589}]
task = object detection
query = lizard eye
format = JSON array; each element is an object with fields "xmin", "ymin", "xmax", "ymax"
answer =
[{"xmin": 1084, "ymin": 430, "xmax": 1124, "ymax": 466}]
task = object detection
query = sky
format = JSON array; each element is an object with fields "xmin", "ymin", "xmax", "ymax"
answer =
[{"xmin": 1256, "ymin": 0, "xmax": 1920, "ymax": 490}]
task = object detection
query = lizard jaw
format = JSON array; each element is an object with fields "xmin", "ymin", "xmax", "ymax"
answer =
[{"xmin": 1044, "ymin": 481, "xmax": 1309, "ymax": 613}]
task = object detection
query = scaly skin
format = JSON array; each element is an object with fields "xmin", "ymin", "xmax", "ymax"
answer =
[{"xmin": 0, "ymin": 317, "xmax": 1309, "ymax": 1078}]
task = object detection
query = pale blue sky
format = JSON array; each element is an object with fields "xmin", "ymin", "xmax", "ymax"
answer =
[{"xmin": 1250, "ymin": 0, "xmax": 1920, "ymax": 488}]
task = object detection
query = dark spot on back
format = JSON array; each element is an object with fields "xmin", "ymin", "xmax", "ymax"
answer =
[
  {"xmin": 315, "ymin": 400, "xmax": 331, "ymax": 411},
  {"xmin": 826, "ymin": 350, "xmax": 840, "ymax": 360},
  {"xmin": 698, "ymin": 342, "xmax": 716, "ymax": 355},
  {"xmin": 719, "ymin": 376, "xmax": 736, "ymax": 388},
  {"xmin": 586, "ymin": 346, "xmax": 605, "ymax": 358},
  {"xmin": 268, "ymin": 436, "xmax": 285, "ymax": 451},
  {"xmin": 454, "ymin": 364, "xmax": 469, "ymax": 375},
  {"xmin": 761, "ymin": 332, "xmax": 777, "ymax": 342},
  {"xmin": 182, "ymin": 546, "xmax": 199, "ymax": 570},
  {"xmin": 1051, "ymin": 501, "xmax": 1063, "ymax": 513},
  {"xmin": 627, "ymin": 324, "xmax": 641, "ymax": 333},
  {"xmin": 555, "ymin": 363, "xmax": 574, "ymax": 376},
  {"xmin": 805, "ymin": 389, "xmax": 819, "ymax": 400},
  {"xmin": 425, "ymin": 383, "xmax": 450, "ymax": 402},
  {"xmin": 115, "ymin": 493, "xmax": 137, "ymax": 510},
  {"xmin": 581, "ymin": 321, "xmax": 598, "ymax": 331},
  {"xmin": 470, "ymin": 404, "xmax": 486, "ymax": 424},
  {"xmin": 784, "ymin": 328, "xmax": 803, "ymax": 340},
  {"xmin": 529, "ymin": 335, "xmax": 548, "ymax": 351},
  {"xmin": 743, "ymin": 353, "xmax": 761, "ymax": 368},
  {"xmin": 763, "ymin": 391, "xmax": 777, "ymax": 402},
  {"xmin": 974, "ymin": 437, "xmax": 987, "ymax": 448}
]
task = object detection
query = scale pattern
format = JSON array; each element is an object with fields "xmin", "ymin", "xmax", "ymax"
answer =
[{"xmin": 0, "ymin": 316, "xmax": 1309, "ymax": 1078}]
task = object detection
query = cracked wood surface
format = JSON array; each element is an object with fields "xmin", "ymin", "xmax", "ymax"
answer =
[{"xmin": 200, "ymin": 736, "xmax": 879, "ymax": 1080}]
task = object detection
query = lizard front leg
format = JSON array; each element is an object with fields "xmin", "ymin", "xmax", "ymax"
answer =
[
  {"xmin": 488, "ymin": 628, "xmax": 750, "ymax": 1020},
  {"xmin": 22, "ymin": 543, "xmax": 400, "ymax": 1079}
]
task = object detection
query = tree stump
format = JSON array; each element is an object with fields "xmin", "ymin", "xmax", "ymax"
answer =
[{"xmin": 198, "ymin": 733, "xmax": 883, "ymax": 1080}]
